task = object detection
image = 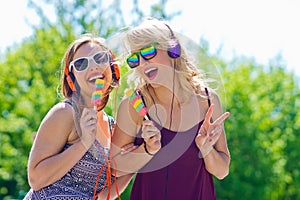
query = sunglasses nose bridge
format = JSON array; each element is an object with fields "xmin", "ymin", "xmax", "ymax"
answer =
[
  {"xmin": 139, "ymin": 53, "xmax": 149, "ymax": 65},
  {"xmin": 138, "ymin": 57, "xmax": 146, "ymax": 67},
  {"xmin": 88, "ymin": 58, "xmax": 98, "ymax": 70}
]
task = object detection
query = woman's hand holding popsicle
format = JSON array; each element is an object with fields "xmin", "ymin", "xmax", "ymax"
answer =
[
  {"xmin": 79, "ymin": 79, "xmax": 103, "ymax": 149},
  {"xmin": 80, "ymin": 108, "xmax": 98, "ymax": 149},
  {"xmin": 141, "ymin": 120, "xmax": 161, "ymax": 156},
  {"xmin": 120, "ymin": 89, "xmax": 161, "ymax": 156}
]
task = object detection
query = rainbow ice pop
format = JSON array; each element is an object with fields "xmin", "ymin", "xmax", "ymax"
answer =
[
  {"xmin": 126, "ymin": 89, "xmax": 149, "ymax": 120},
  {"xmin": 92, "ymin": 79, "xmax": 104, "ymax": 111}
]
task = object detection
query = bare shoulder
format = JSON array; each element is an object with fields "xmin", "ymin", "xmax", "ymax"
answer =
[
  {"xmin": 117, "ymin": 97, "xmax": 142, "ymax": 125},
  {"xmin": 115, "ymin": 96, "xmax": 142, "ymax": 138},
  {"xmin": 211, "ymin": 89, "xmax": 221, "ymax": 103},
  {"xmin": 196, "ymin": 87, "xmax": 220, "ymax": 104},
  {"xmin": 48, "ymin": 101, "xmax": 74, "ymax": 118},
  {"xmin": 37, "ymin": 101, "xmax": 75, "ymax": 139},
  {"xmin": 29, "ymin": 101, "xmax": 76, "ymax": 163},
  {"xmin": 199, "ymin": 87, "xmax": 223, "ymax": 118}
]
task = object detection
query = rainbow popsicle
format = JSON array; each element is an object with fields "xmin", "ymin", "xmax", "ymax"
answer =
[
  {"xmin": 126, "ymin": 89, "xmax": 149, "ymax": 120},
  {"xmin": 92, "ymin": 79, "xmax": 104, "ymax": 111}
]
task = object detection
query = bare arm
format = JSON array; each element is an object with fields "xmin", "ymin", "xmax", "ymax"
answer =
[
  {"xmin": 111, "ymin": 98, "xmax": 161, "ymax": 177},
  {"xmin": 195, "ymin": 90, "xmax": 231, "ymax": 179},
  {"xmin": 97, "ymin": 174, "xmax": 134, "ymax": 200},
  {"xmin": 28, "ymin": 103, "xmax": 97, "ymax": 190}
]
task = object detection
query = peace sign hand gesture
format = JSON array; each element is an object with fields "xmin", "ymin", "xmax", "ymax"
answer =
[{"xmin": 195, "ymin": 104, "xmax": 230, "ymax": 158}]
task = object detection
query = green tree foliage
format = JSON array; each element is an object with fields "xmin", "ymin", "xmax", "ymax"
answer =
[
  {"xmin": 0, "ymin": 26, "xmax": 74, "ymax": 199},
  {"xmin": 213, "ymin": 57, "xmax": 300, "ymax": 200}
]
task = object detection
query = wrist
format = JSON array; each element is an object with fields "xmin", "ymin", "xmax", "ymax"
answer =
[
  {"xmin": 199, "ymin": 145, "xmax": 214, "ymax": 158},
  {"xmin": 79, "ymin": 137, "xmax": 95, "ymax": 151},
  {"xmin": 143, "ymin": 141, "xmax": 156, "ymax": 156}
]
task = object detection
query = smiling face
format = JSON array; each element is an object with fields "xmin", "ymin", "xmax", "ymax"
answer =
[
  {"xmin": 134, "ymin": 48, "xmax": 174, "ymax": 87},
  {"xmin": 71, "ymin": 42, "xmax": 112, "ymax": 101}
]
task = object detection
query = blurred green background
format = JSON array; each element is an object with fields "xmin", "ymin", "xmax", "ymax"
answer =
[{"xmin": 0, "ymin": 0, "xmax": 299, "ymax": 199}]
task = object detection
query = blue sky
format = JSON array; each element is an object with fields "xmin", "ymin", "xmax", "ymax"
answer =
[{"xmin": 1, "ymin": 0, "xmax": 299, "ymax": 77}]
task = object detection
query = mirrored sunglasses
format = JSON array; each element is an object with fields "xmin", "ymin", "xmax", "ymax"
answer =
[
  {"xmin": 126, "ymin": 43, "xmax": 158, "ymax": 68},
  {"xmin": 69, "ymin": 51, "xmax": 109, "ymax": 72}
]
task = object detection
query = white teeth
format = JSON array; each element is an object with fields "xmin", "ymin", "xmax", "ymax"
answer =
[
  {"xmin": 89, "ymin": 75, "xmax": 104, "ymax": 81},
  {"xmin": 145, "ymin": 68, "xmax": 156, "ymax": 74}
]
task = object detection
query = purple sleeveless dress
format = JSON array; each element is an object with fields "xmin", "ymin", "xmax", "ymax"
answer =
[
  {"xmin": 130, "ymin": 122, "xmax": 216, "ymax": 200},
  {"xmin": 130, "ymin": 89, "xmax": 216, "ymax": 200}
]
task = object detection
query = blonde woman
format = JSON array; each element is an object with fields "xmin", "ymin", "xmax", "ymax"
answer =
[{"xmin": 111, "ymin": 18, "xmax": 231, "ymax": 200}]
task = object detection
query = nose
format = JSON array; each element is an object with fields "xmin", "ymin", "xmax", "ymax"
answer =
[
  {"xmin": 88, "ymin": 60, "xmax": 98, "ymax": 71},
  {"xmin": 139, "ymin": 55, "xmax": 148, "ymax": 66},
  {"xmin": 89, "ymin": 59, "xmax": 110, "ymax": 73},
  {"xmin": 89, "ymin": 59, "xmax": 98, "ymax": 70}
]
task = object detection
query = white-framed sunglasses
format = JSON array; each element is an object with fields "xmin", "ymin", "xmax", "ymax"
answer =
[{"xmin": 69, "ymin": 51, "xmax": 110, "ymax": 72}]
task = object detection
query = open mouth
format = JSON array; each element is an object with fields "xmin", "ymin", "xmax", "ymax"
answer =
[
  {"xmin": 144, "ymin": 67, "xmax": 158, "ymax": 80},
  {"xmin": 88, "ymin": 74, "xmax": 105, "ymax": 83}
]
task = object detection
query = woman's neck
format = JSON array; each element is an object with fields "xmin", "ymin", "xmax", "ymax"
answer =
[{"xmin": 149, "ymin": 86, "xmax": 180, "ymax": 108}]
